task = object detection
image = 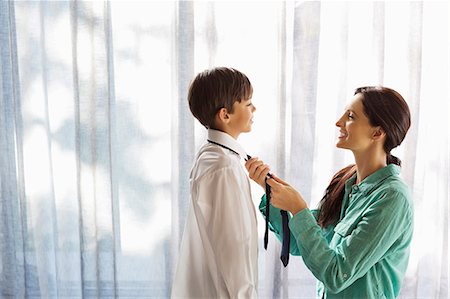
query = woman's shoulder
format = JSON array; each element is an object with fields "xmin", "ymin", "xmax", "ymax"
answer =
[
  {"xmin": 374, "ymin": 175, "xmax": 413, "ymax": 214},
  {"xmin": 379, "ymin": 173, "xmax": 410, "ymax": 197}
]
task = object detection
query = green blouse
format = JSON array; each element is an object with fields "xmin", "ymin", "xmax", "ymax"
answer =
[{"xmin": 260, "ymin": 164, "xmax": 413, "ymax": 298}]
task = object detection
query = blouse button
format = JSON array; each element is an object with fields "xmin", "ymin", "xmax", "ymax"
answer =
[{"xmin": 343, "ymin": 273, "xmax": 348, "ymax": 279}]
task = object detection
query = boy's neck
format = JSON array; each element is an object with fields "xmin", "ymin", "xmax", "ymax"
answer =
[{"xmin": 211, "ymin": 125, "xmax": 240, "ymax": 139}]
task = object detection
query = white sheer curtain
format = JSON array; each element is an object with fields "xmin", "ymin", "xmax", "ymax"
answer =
[{"xmin": 0, "ymin": 1, "xmax": 448, "ymax": 298}]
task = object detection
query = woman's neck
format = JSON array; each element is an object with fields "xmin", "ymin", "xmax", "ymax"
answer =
[{"xmin": 353, "ymin": 148, "xmax": 387, "ymax": 184}]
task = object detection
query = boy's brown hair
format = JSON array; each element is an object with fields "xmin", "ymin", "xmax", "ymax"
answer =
[{"xmin": 188, "ymin": 67, "xmax": 253, "ymax": 129}]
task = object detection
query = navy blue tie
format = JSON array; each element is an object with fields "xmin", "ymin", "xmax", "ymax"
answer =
[
  {"xmin": 265, "ymin": 174, "xmax": 290, "ymax": 267},
  {"xmin": 280, "ymin": 209, "xmax": 290, "ymax": 267}
]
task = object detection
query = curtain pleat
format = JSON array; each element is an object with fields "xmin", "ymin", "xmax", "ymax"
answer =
[
  {"xmin": 372, "ymin": 1, "xmax": 385, "ymax": 84},
  {"xmin": 71, "ymin": 1, "xmax": 117, "ymax": 297},
  {"xmin": 169, "ymin": 1, "xmax": 195, "ymax": 295},
  {"xmin": 290, "ymin": 1, "xmax": 321, "ymax": 206},
  {"xmin": 0, "ymin": 1, "xmax": 26, "ymax": 296},
  {"xmin": 403, "ymin": 2, "xmax": 423, "ymax": 189},
  {"xmin": 275, "ymin": 2, "xmax": 289, "ymax": 299}
]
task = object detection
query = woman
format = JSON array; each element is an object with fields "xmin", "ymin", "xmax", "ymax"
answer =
[{"xmin": 246, "ymin": 86, "xmax": 413, "ymax": 298}]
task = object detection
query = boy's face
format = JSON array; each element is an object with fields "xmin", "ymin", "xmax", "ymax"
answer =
[{"xmin": 227, "ymin": 97, "xmax": 256, "ymax": 139}]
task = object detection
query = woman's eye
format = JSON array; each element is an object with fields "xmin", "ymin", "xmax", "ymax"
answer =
[{"xmin": 348, "ymin": 114, "xmax": 354, "ymax": 119}]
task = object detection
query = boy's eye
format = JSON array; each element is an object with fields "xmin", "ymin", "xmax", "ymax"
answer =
[{"xmin": 246, "ymin": 102, "xmax": 253, "ymax": 107}]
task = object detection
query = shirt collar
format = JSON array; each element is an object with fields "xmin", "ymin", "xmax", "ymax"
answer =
[
  {"xmin": 345, "ymin": 164, "xmax": 401, "ymax": 195},
  {"xmin": 207, "ymin": 129, "xmax": 248, "ymax": 160}
]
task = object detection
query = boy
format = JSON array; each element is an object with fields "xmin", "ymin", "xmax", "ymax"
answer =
[{"xmin": 171, "ymin": 67, "xmax": 258, "ymax": 298}]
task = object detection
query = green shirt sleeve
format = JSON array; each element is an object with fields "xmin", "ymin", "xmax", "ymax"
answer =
[{"xmin": 289, "ymin": 190, "xmax": 413, "ymax": 294}]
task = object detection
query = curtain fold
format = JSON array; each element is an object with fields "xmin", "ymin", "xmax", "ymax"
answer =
[
  {"xmin": 170, "ymin": 0, "xmax": 195, "ymax": 293},
  {"xmin": 0, "ymin": 1, "xmax": 448, "ymax": 298},
  {"xmin": 0, "ymin": 0, "xmax": 26, "ymax": 296},
  {"xmin": 71, "ymin": 0, "xmax": 118, "ymax": 296}
]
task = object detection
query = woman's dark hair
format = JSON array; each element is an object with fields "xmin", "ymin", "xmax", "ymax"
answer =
[
  {"xmin": 188, "ymin": 67, "xmax": 253, "ymax": 129},
  {"xmin": 317, "ymin": 86, "xmax": 411, "ymax": 228}
]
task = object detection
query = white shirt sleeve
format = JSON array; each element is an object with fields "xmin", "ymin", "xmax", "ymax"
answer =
[{"xmin": 192, "ymin": 166, "xmax": 257, "ymax": 298}]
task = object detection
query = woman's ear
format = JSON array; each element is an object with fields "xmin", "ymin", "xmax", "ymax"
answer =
[{"xmin": 372, "ymin": 126, "xmax": 386, "ymax": 140}]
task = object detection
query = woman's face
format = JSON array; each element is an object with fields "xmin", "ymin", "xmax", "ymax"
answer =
[{"xmin": 335, "ymin": 94, "xmax": 377, "ymax": 152}]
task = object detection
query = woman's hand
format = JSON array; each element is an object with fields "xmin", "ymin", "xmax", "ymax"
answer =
[
  {"xmin": 245, "ymin": 157, "xmax": 271, "ymax": 190},
  {"xmin": 267, "ymin": 175, "xmax": 307, "ymax": 215}
]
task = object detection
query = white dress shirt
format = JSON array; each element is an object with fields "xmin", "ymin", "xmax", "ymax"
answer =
[{"xmin": 171, "ymin": 129, "xmax": 258, "ymax": 299}]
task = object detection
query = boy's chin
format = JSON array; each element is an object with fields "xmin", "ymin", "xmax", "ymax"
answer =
[{"xmin": 242, "ymin": 126, "xmax": 252, "ymax": 133}]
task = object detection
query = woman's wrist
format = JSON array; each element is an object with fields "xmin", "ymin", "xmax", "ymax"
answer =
[
  {"xmin": 290, "ymin": 204, "xmax": 305, "ymax": 216},
  {"xmin": 290, "ymin": 195, "xmax": 307, "ymax": 215}
]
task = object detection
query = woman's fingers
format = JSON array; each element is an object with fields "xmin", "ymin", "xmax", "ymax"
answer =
[
  {"xmin": 244, "ymin": 157, "xmax": 258, "ymax": 172},
  {"xmin": 270, "ymin": 190, "xmax": 285, "ymax": 209},
  {"xmin": 267, "ymin": 177, "xmax": 287, "ymax": 208},
  {"xmin": 245, "ymin": 158, "xmax": 271, "ymax": 188},
  {"xmin": 246, "ymin": 158, "xmax": 262, "ymax": 177},
  {"xmin": 270, "ymin": 174, "xmax": 289, "ymax": 186},
  {"xmin": 246, "ymin": 158, "xmax": 262, "ymax": 171},
  {"xmin": 266, "ymin": 177, "xmax": 282, "ymax": 189},
  {"xmin": 255, "ymin": 164, "xmax": 270, "ymax": 180}
]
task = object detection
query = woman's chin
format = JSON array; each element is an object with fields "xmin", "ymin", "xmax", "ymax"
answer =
[{"xmin": 336, "ymin": 141, "xmax": 347, "ymax": 149}]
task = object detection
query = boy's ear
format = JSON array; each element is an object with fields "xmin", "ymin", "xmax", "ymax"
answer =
[{"xmin": 217, "ymin": 107, "xmax": 231, "ymax": 123}]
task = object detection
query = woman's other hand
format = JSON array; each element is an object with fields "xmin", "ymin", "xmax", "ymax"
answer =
[{"xmin": 267, "ymin": 175, "xmax": 307, "ymax": 215}]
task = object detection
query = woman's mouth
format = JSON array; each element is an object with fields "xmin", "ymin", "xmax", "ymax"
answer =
[{"xmin": 338, "ymin": 131, "xmax": 348, "ymax": 138}]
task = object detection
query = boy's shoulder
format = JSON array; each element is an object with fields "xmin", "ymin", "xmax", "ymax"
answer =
[
  {"xmin": 196, "ymin": 143, "xmax": 237, "ymax": 167},
  {"xmin": 191, "ymin": 143, "xmax": 241, "ymax": 180}
]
